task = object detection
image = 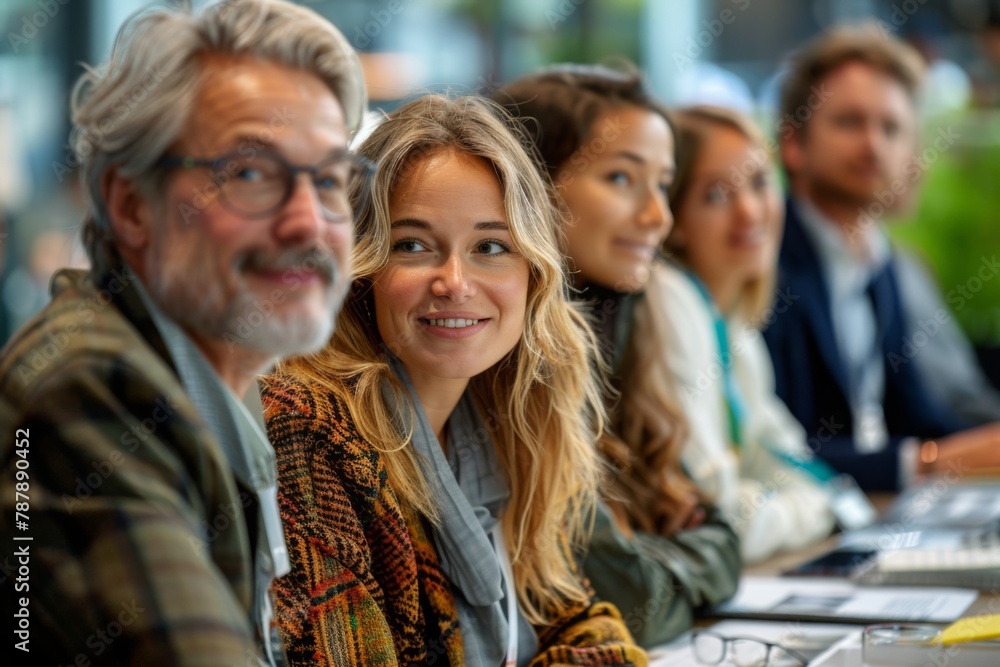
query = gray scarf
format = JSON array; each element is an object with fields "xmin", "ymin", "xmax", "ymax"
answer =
[{"xmin": 383, "ymin": 354, "xmax": 537, "ymax": 666}]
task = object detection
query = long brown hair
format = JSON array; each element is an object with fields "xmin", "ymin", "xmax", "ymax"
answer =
[
  {"xmin": 278, "ymin": 94, "xmax": 607, "ymax": 623},
  {"xmin": 493, "ymin": 64, "xmax": 696, "ymax": 537}
]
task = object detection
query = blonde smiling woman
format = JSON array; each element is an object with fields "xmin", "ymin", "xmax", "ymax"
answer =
[{"xmin": 262, "ymin": 95, "xmax": 645, "ymax": 667}]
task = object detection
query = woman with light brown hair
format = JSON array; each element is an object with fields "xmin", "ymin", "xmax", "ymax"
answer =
[
  {"xmin": 662, "ymin": 105, "xmax": 837, "ymax": 563},
  {"xmin": 261, "ymin": 94, "xmax": 645, "ymax": 666},
  {"xmin": 493, "ymin": 65, "xmax": 740, "ymax": 647}
]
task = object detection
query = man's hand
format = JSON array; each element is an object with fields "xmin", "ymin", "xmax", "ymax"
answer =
[{"xmin": 921, "ymin": 423, "xmax": 1000, "ymax": 474}]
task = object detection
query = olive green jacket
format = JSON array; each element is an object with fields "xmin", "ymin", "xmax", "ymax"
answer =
[
  {"xmin": 584, "ymin": 499, "xmax": 740, "ymax": 648},
  {"xmin": 0, "ymin": 264, "xmax": 266, "ymax": 665}
]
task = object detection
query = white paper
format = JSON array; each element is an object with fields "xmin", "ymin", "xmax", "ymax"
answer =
[
  {"xmin": 713, "ymin": 576, "xmax": 977, "ymax": 623},
  {"xmin": 808, "ymin": 633, "xmax": 864, "ymax": 667},
  {"xmin": 810, "ymin": 631, "xmax": 1000, "ymax": 667}
]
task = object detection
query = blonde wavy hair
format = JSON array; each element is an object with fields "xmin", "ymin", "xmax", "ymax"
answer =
[
  {"xmin": 493, "ymin": 64, "xmax": 697, "ymax": 537},
  {"xmin": 666, "ymin": 105, "xmax": 779, "ymax": 324},
  {"xmin": 279, "ymin": 94, "xmax": 606, "ymax": 624}
]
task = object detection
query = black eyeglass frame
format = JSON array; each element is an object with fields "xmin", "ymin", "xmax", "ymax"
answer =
[
  {"xmin": 156, "ymin": 149, "xmax": 375, "ymax": 220},
  {"xmin": 691, "ymin": 630, "xmax": 810, "ymax": 666}
]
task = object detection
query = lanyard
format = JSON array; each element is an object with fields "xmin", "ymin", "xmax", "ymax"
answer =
[
  {"xmin": 684, "ymin": 271, "xmax": 746, "ymax": 448},
  {"xmin": 492, "ymin": 526, "xmax": 518, "ymax": 667},
  {"xmin": 684, "ymin": 271, "xmax": 838, "ymax": 484},
  {"xmin": 850, "ymin": 269, "xmax": 890, "ymax": 453}
]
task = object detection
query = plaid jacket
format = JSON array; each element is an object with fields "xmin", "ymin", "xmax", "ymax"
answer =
[
  {"xmin": 0, "ymin": 262, "xmax": 266, "ymax": 665},
  {"xmin": 261, "ymin": 372, "xmax": 648, "ymax": 667}
]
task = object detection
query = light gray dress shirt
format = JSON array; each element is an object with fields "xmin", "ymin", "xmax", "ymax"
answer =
[{"xmin": 794, "ymin": 197, "xmax": 892, "ymax": 454}]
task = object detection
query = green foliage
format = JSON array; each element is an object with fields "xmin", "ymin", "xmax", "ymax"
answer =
[{"xmin": 889, "ymin": 117, "xmax": 1000, "ymax": 345}]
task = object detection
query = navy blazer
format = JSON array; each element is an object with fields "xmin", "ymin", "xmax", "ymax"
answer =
[{"xmin": 762, "ymin": 199, "xmax": 969, "ymax": 490}]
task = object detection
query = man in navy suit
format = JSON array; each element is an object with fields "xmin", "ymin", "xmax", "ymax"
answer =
[{"xmin": 765, "ymin": 25, "xmax": 1000, "ymax": 490}]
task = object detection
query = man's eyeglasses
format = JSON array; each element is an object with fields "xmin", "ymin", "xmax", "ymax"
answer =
[
  {"xmin": 157, "ymin": 149, "xmax": 375, "ymax": 221},
  {"xmin": 692, "ymin": 630, "xmax": 809, "ymax": 667}
]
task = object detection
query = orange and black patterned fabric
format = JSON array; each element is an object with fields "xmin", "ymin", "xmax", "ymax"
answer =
[{"xmin": 261, "ymin": 372, "xmax": 648, "ymax": 667}]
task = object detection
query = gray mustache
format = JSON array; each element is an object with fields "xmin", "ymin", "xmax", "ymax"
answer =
[{"xmin": 239, "ymin": 248, "xmax": 338, "ymax": 283}]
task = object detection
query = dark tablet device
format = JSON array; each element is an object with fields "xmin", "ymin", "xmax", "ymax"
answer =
[{"xmin": 783, "ymin": 549, "xmax": 878, "ymax": 578}]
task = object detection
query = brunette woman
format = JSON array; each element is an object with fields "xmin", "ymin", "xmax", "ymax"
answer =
[{"xmin": 494, "ymin": 66, "xmax": 741, "ymax": 647}]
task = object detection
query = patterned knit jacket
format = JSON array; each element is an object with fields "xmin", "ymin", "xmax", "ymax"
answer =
[{"xmin": 261, "ymin": 373, "xmax": 648, "ymax": 667}]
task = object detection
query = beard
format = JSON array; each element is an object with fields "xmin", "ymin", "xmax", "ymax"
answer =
[
  {"xmin": 805, "ymin": 160, "xmax": 897, "ymax": 213},
  {"xmin": 147, "ymin": 240, "xmax": 347, "ymax": 359}
]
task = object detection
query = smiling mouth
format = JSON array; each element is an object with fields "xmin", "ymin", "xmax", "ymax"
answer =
[
  {"xmin": 420, "ymin": 318, "xmax": 481, "ymax": 329},
  {"xmin": 615, "ymin": 240, "xmax": 657, "ymax": 255}
]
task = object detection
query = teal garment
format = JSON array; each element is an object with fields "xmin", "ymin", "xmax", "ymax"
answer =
[
  {"xmin": 584, "ymin": 498, "xmax": 741, "ymax": 648},
  {"xmin": 682, "ymin": 269, "xmax": 839, "ymax": 486}
]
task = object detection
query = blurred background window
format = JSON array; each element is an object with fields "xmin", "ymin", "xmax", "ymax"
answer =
[{"xmin": 3, "ymin": 0, "xmax": 1000, "ymax": 386}]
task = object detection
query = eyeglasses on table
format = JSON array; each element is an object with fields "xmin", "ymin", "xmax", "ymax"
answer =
[{"xmin": 691, "ymin": 630, "xmax": 809, "ymax": 667}]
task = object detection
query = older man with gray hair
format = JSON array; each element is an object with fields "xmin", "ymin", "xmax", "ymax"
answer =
[{"xmin": 0, "ymin": 1, "xmax": 368, "ymax": 664}]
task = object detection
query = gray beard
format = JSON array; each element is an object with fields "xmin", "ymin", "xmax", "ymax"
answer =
[{"xmin": 148, "ymin": 255, "xmax": 347, "ymax": 359}]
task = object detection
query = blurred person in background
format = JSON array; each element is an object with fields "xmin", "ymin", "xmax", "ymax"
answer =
[
  {"xmin": 661, "ymin": 105, "xmax": 838, "ymax": 564},
  {"xmin": 0, "ymin": 0, "xmax": 367, "ymax": 664},
  {"xmin": 1, "ymin": 178, "xmax": 90, "ymax": 338},
  {"xmin": 766, "ymin": 25, "xmax": 1000, "ymax": 491},
  {"xmin": 2, "ymin": 228, "xmax": 88, "ymax": 333},
  {"xmin": 262, "ymin": 94, "xmax": 646, "ymax": 667},
  {"xmin": 495, "ymin": 65, "xmax": 740, "ymax": 648}
]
